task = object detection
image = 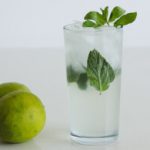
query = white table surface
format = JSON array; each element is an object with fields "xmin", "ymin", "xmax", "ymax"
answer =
[{"xmin": 0, "ymin": 47, "xmax": 149, "ymax": 150}]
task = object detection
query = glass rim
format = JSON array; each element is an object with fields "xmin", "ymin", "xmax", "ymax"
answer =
[{"xmin": 63, "ymin": 23, "xmax": 123, "ymax": 33}]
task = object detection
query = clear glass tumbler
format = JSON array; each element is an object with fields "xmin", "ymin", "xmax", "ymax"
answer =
[{"xmin": 64, "ymin": 23, "xmax": 123, "ymax": 144}]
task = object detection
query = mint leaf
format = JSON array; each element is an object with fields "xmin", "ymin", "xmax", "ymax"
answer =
[
  {"xmin": 67, "ymin": 66, "xmax": 88, "ymax": 89},
  {"xmin": 83, "ymin": 20, "xmax": 97, "ymax": 27},
  {"xmin": 67, "ymin": 66, "xmax": 80, "ymax": 83},
  {"xmin": 83, "ymin": 11, "xmax": 105, "ymax": 27},
  {"xmin": 100, "ymin": 6, "xmax": 109, "ymax": 23},
  {"xmin": 109, "ymin": 6, "xmax": 125, "ymax": 22},
  {"xmin": 114, "ymin": 12, "xmax": 137, "ymax": 27},
  {"xmin": 87, "ymin": 49, "xmax": 115, "ymax": 93},
  {"xmin": 77, "ymin": 73, "xmax": 88, "ymax": 89},
  {"xmin": 82, "ymin": 6, "xmax": 137, "ymax": 28}
]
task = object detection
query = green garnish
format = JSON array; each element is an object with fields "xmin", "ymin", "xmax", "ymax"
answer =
[
  {"xmin": 83, "ymin": 6, "xmax": 137, "ymax": 28},
  {"xmin": 83, "ymin": 11, "xmax": 105, "ymax": 27},
  {"xmin": 67, "ymin": 66, "xmax": 80, "ymax": 83},
  {"xmin": 100, "ymin": 6, "xmax": 109, "ymax": 25},
  {"xmin": 87, "ymin": 49, "xmax": 115, "ymax": 93},
  {"xmin": 114, "ymin": 12, "xmax": 137, "ymax": 27},
  {"xmin": 77, "ymin": 73, "xmax": 88, "ymax": 89},
  {"xmin": 109, "ymin": 6, "xmax": 125, "ymax": 22},
  {"xmin": 83, "ymin": 20, "xmax": 97, "ymax": 27},
  {"xmin": 67, "ymin": 66, "xmax": 87, "ymax": 90},
  {"xmin": 67, "ymin": 49, "xmax": 115, "ymax": 93}
]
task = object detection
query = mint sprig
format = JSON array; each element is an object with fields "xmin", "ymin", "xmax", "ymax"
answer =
[
  {"xmin": 109, "ymin": 6, "xmax": 125, "ymax": 22},
  {"xmin": 83, "ymin": 20, "xmax": 97, "ymax": 27},
  {"xmin": 67, "ymin": 49, "xmax": 115, "ymax": 93},
  {"xmin": 67, "ymin": 66, "xmax": 80, "ymax": 83},
  {"xmin": 67, "ymin": 66, "xmax": 88, "ymax": 90},
  {"xmin": 82, "ymin": 6, "xmax": 137, "ymax": 28},
  {"xmin": 100, "ymin": 6, "xmax": 109, "ymax": 25},
  {"xmin": 114, "ymin": 12, "xmax": 137, "ymax": 27},
  {"xmin": 83, "ymin": 11, "xmax": 105, "ymax": 27},
  {"xmin": 87, "ymin": 49, "xmax": 115, "ymax": 93},
  {"xmin": 77, "ymin": 73, "xmax": 88, "ymax": 89}
]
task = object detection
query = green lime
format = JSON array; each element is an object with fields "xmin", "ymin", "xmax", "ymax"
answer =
[
  {"xmin": 0, "ymin": 82, "xmax": 30, "ymax": 98},
  {"xmin": 0, "ymin": 91, "xmax": 46, "ymax": 143}
]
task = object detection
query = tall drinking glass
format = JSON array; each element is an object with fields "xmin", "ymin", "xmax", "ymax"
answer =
[{"xmin": 64, "ymin": 23, "xmax": 123, "ymax": 144}]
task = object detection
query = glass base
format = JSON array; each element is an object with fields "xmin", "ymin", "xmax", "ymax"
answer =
[{"xmin": 70, "ymin": 133, "xmax": 118, "ymax": 145}]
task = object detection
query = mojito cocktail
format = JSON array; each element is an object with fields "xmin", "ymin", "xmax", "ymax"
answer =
[{"xmin": 64, "ymin": 6, "xmax": 137, "ymax": 144}]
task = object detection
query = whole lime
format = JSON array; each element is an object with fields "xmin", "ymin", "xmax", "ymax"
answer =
[
  {"xmin": 0, "ymin": 82, "xmax": 30, "ymax": 98},
  {"xmin": 0, "ymin": 91, "xmax": 46, "ymax": 143}
]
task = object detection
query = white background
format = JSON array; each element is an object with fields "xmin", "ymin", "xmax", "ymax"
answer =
[
  {"xmin": 0, "ymin": 0, "xmax": 149, "ymax": 48},
  {"xmin": 0, "ymin": 1, "xmax": 150, "ymax": 149}
]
